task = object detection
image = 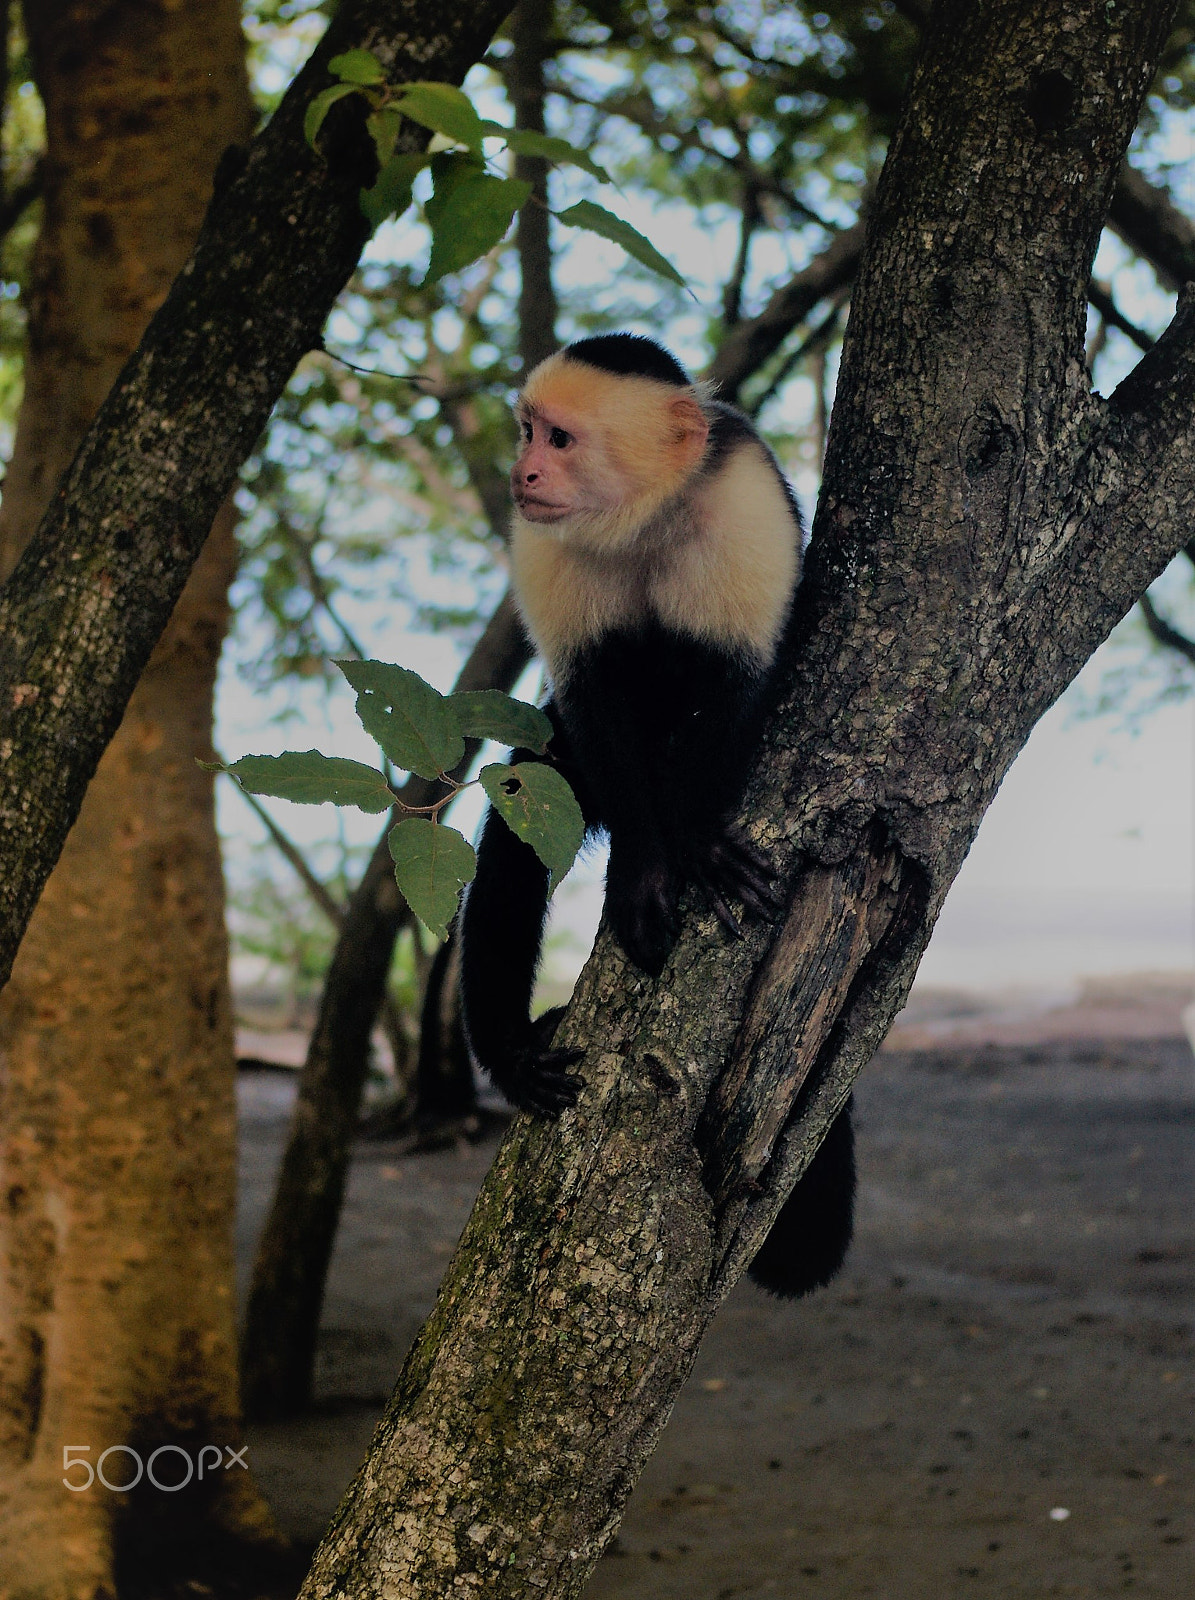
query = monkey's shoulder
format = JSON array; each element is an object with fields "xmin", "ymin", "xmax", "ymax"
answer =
[{"xmin": 657, "ymin": 435, "xmax": 802, "ymax": 658}]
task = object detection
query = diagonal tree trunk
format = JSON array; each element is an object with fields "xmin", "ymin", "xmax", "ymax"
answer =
[
  {"xmin": 0, "ymin": 0, "xmax": 514, "ymax": 996},
  {"xmin": 0, "ymin": 3, "xmax": 281, "ymax": 1594},
  {"xmin": 295, "ymin": 2, "xmax": 1195, "ymax": 1595}
]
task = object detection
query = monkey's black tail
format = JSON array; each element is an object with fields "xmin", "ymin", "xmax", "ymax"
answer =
[{"xmin": 746, "ymin": 1096, "xmax": 856, "ymax": 1299}]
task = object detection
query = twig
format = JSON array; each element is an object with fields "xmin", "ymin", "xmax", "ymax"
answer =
[{"xmin": 1139, "ymin": 591, "xmax": 1195, "ymax": 667}]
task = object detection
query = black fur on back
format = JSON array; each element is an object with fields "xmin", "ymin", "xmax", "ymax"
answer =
[{"xmin": 562, "ymin": 332, "xmax": 691, "ymax": 387}]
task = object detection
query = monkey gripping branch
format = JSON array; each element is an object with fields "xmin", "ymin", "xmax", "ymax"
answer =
[{"xmin": 294, "ymin": 3, "xmax": 1195, "ymax": 1597}]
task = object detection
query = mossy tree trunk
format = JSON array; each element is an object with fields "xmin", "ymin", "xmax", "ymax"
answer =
[
  {"xmin": 0, "ymin": 3, "xmax": 278, "ymax": 1594},
  {"xmin": 295, "ymin": 2, "xmax": 1195, "ymax": 1595}
]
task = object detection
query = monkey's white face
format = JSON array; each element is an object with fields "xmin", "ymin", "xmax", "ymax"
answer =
[
  {"xmin": 510, "ymin": 407, "xmax": 614, "ymax": 525},
  {"xmin": 510, "ymin": 355, "xmax": 711, "ymax": 548}
]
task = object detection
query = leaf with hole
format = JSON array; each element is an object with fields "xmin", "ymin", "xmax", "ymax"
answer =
[
  {"xmin": 225, "ymin": 752, "xmax": 395, "ymax": 812},
  {"xmin": 338, "ymin": 660, "xmax": 464, "ymax": 779},
  {"xmin": 392, "ymin": 81, "xmax": 487, "ymax": 152},
  {"xmin": 480, "ymin": 762, "xmax": 584, "ymax": 888},
  {"xmin": 305, "ymin": 83, "xmax": 365, "ymax": 150},
  {"xmin": 389, "ymin": 818, "xmax": 476, "ymax": 940},
  {"xmin": 449, "ymin": 690, "xmax": 552, "ymax": 754},
  {"xmin": 425, "ymin": 173, "xmax": 532, "ymax": 284},
  {"xmin": 329, "ymin": 49, "xmax": 387, "ymax": 86},
  {"xmin": 556, "ymin": 199, "xmax": 687, "ymax": 288}
]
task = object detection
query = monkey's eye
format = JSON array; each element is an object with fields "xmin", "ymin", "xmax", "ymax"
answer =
[
  {"xmin": 548, "ymin": 427, "xmax": 572, "ymax": 449},
  {"xmin": 520, "ymin": 419, "xmax": 533, "ymax": 442}
]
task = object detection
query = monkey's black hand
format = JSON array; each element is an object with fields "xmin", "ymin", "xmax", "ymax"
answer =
[
  {"xmin": 605, "ymin": 855, "xmax": 681, "ymax": 977},
  {"xmin": 694, "ymin": 825, "xmax": 783, "ymax": 939},
  {"xmin": 492, "ymin": 1008, "xmax": 584, "ymax": 1117},
  {"xmin": 502, "ymin": 1044, "xmax": 586, "ymax": 1116}
]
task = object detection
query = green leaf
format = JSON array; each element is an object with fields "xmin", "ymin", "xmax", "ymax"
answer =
[
  {"xmin": 337, "ymin": 659, "xmax": 464, "ymax": 779},
  {"xmin": 305, "ymin": 83, "xmax": 364, "ymax": 150},
  {"xmin": 329, "ymin": 49, "xmax": 387, "ymax": 86},
  {"xmin": 483, "ymin": 125, "xmax": 611, "ymax": 184},
  {"xmin": 392, "ymin": 81, "xmax": 487, "ymax": 152},
  {"xmin": 389, "ymin": 818, "xmax": 476, "ymax": 940},
  {"xmin": 366, "ymin": 106, "xmax": 403, "ymax": 165},
  {"xmin": 226, "ymin": 751, "xmax": 395, "ymax": 812},
  {"xmin": 361, "ymin": 150, "xmax": 431, "ymax": 229},
  {"xmin": 425, "ymin": 173, "xmax": 532, "ymax": 284},
  {"xmin": 424, "ymin": 149, "xmax": 485, "ymax": 229},
  {"xmin": 480, "ymin": 761, "xmax": 584, "ymax": 888},
  {"xmin": 555, "ymin": 199, "xmax": 687, "ymax": 288},
  {"xmin": 448, "ymin": 690, "xmax": 552, "ymax": 754}
]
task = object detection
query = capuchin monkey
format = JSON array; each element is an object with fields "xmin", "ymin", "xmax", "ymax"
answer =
[{"xmin": 459, "ymin": 333, "xmax": 855, "ymax": 1298}]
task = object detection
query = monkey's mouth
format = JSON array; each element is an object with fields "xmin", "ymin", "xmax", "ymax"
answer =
[{"xmin": 515, "ymin": 495, "xmax": 570, "ymax": 523}]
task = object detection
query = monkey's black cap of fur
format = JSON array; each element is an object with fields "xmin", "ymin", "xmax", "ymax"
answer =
[{"xmin": 562, "ymin": 333, "xmax": 691, "ymax": 387}]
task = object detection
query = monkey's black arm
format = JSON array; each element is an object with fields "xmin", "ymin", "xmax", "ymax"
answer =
[{"xmin": 459, "ymin": 794, "xmax": 584, "ymax": 1116}]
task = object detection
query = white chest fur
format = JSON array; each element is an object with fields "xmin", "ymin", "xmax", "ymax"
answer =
[{"xmin": 510, "ymin": 443, "xmax": 801, "ymax": 681}]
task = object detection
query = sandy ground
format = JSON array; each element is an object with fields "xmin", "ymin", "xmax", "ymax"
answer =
[{"xmin": 239, "ymin": 976, "xmax": 1195, "ymax": 1597}]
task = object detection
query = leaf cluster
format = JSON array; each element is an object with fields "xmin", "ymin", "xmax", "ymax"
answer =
[
  {"xmin": 306, "ymin": 56, "xmax": 685, "ymax": 287},
  {"xmin": 214, "ymin": 662, "xmax": 583, "ymax": 939}
]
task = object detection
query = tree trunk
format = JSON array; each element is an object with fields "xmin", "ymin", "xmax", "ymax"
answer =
[
  {"xmin": 0, "ymin": 0, "xmax": 514, "ymax": 996},
  {"xmin": 506, "ymin": 0, "xmax": 560, "ymax": 372},
  {"xmin": 296, "ymin": 3, "xmax": 1195, "ymax": 1595},
  {"xmin": 0, "ymin": 3, "xmax": 280, "ymax": 1594}
]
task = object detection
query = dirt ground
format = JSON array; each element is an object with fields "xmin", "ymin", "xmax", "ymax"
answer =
[{"xmin": 239, "ymin": 976, "xmax": 1195, "ymax": 1598}]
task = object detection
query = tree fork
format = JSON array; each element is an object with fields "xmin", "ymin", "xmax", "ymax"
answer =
[{"xmin": 296, "ymin": 3, "xmax": 1195, "ymax": 1595}]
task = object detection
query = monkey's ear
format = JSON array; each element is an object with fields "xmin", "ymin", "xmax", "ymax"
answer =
[{"xmin": 668, "ymin": 394, "xmax": 709, "ymax": 469}]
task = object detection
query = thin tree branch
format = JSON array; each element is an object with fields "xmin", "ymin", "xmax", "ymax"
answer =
[
  {"xmin": 0, "ymin": 157, "xmax": 40, "ymax": 243},
  {"xmin": 225, "ymin": 769, "xmax": 346, "ymax": 927},
  {"xmin": 722, "ymin": 181, "xmax": 761, "ymax": 328},
  {"xmin": 1089, "ymin": 278, "xmax": 1155, "ymax": 352},
  {"xmin": 705, "ymin": 221, "xmax": 865, "ymax": 402},
  {"xmin": 1140, "ymin": 589, "xmax": 1195, "ymax": 665},
  {"xmin": 744, "ymin": 292, "xmax": 846, "ymax": 417},
  {"xmin": 1108, "ymin": 158, "xmax": 1195, "ymax": 292}
]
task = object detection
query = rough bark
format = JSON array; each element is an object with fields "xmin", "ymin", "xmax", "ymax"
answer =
[
  {"xmin": 0, "ymin": 2, "xmax": 278, "ymax": 1594},
  {"xmin": 0, "ymin": 0, "xmax": 514, "ymax": 996},
  {"xmin": 240, "ymin": 593, "xmax": 531, "ymax": 1422},
  {"xmin": 296, "ymin": 4, "xmax": 1195, "ymax": 1596}
]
